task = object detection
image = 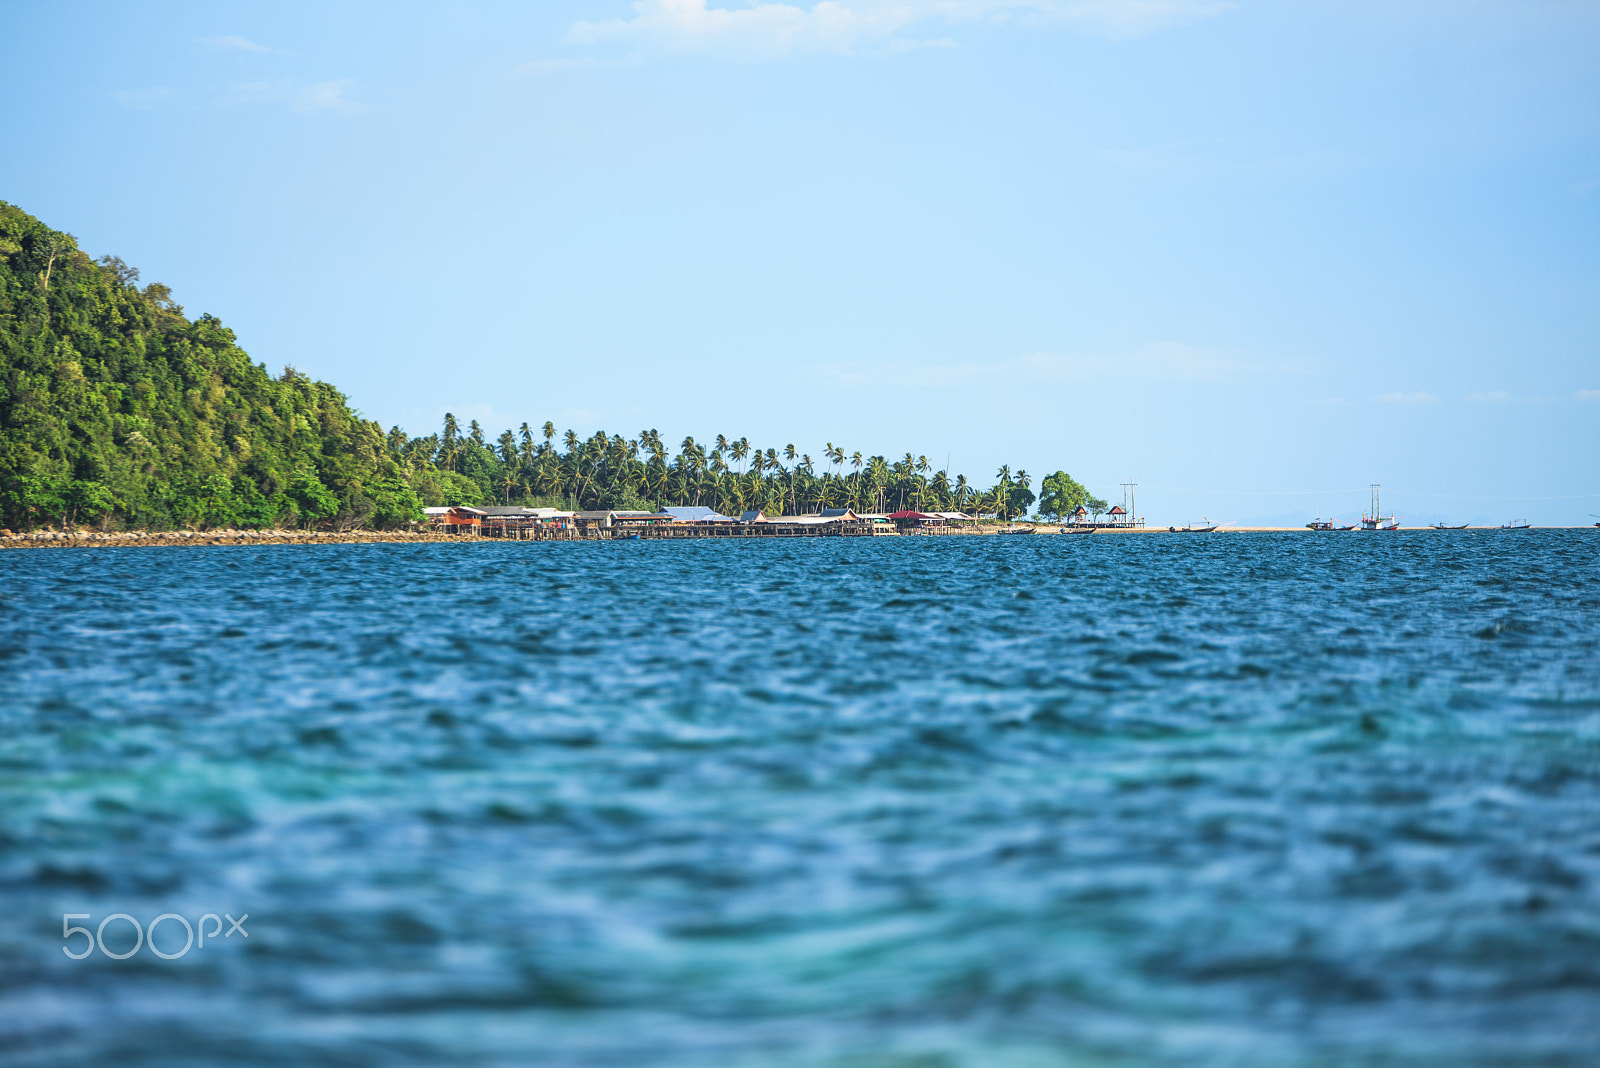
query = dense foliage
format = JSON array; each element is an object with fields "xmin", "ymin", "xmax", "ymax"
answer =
[
  {"xmin": 398, "ymin": 418, "xmax": 1039, "ymax": 520},
  {"xmin": 2, "ymin": 201, "xmax": 1067, "ymax": 531},
  {"xmin": 0, "ymin": 202, "xmax": 421, "ymax": 531}
]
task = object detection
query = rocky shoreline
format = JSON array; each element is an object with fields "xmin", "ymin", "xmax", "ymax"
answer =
[{"xmin": 0, "ymin": 528, "xmax": 465, "ymax": 549}]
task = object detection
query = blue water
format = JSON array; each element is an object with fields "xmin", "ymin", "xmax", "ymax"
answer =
[{"xmin": 2, "ymin": 533, "xmax": 1598, "ymax": 1067}]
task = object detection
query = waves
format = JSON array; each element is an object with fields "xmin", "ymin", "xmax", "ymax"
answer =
[{"xmin": 2, "ymin": 533, "xmax": 1598, "ymax": 1065}]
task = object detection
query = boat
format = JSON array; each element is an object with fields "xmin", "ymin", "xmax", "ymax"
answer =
[
  {"xmin": 1169, "ymin": 518, "xmax": 1217, "ymax": 533},
  {"xmin": 1306, "ymin": 518, "xmax": 1356, "ymax": 531},
  {"xmin": 1499, "ymin": 520, "xmax": 1531, "ymax": 530},
  {"xmin": 1000, "ymin": 525, "xmax": 1036, "ymax": 535},
  {"xmin": 1360, "ymin": 485, "xmax": 1399, "ymax": 530},
  {"xmin": 1431, "ymin": 522, "xmax": 1468, "ymax": 530}
]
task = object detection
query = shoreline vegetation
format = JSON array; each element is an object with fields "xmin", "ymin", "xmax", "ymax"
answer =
[{"xmin": 1, "ymin": 202, "xmax": 1115, "ymax": 536}]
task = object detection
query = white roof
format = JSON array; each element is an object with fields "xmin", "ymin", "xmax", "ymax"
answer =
[{"xmin": 767, "ymin": 515, "xmax": 837, "ymax": 525}]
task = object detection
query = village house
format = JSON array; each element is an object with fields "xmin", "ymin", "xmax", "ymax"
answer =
[
  {"xmin": 887, "ymin": 510, "xmax": 947, "ymax": 532},
  {"xmin": 423, "ymin": 506, "xmax": 487, "ymax": 534},
  {"xmin": 661, "ymin": 506, "xmax": 735, "ymax": 523}
]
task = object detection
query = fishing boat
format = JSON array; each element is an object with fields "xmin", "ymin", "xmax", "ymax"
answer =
[
  {"xmin": 999, "ymin": 525, "xmax": 1035, "ymax": 535},
  {"xmin": 1169, "ymin": 519, "xmax": 1217, "ymax": 533},
  {"xmin": 1431, "ymin": 522, "xmax": 1468, "ymax": 530},
  {"xmin": 1360, "ymin": 485, "xmax": 1399, "ymax": 530},
  {"xmin": 1499, "ymin": 520, "xmax": 1531, "ymax": 530},
  {"xmin": 1306, "ymin": 518, "xmax": 1356, "ymax": 531}
]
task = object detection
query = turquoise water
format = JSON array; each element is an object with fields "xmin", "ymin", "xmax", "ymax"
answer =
[{"xmin": 2, "ymin": 533, "xmax": 1598, "ymax": 1066}]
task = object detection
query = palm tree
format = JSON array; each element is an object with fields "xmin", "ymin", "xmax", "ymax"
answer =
[
  {"xmin": 850, "ymin": 451, "xmax": 863, "ymax": 505},
  {"xmin": 441, "ymin": 412, "xmax": 459, "ymax": 471},
  {"xmin": 992, "ymin": 466, "xmax": 1014, "ymax": 521},
  {"xmin": 542, "ymin": 421, "xmax": 556, "ymax": 454},
  {"xmin": 784, "ymin": 444, "xmax": 798, "ymax": 512}
]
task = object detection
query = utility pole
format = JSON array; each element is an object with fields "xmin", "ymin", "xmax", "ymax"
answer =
[{"xmin": 1121, "ymin": 478, "xmax": 1138, "ymax": 527}]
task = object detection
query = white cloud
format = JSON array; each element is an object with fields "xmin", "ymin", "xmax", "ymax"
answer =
[
  {"xmin": 202, "ymin": 35, "xmax": 288, "ymax": 55},
  {"xmin": 1577, "ymin": 389, "xmax": 1600, "ymax": 401},
  {"xmin": 233, "ymin": 79, "xmax": 360, "ymax": 114},
  {"xmin": 1374, "ymin": 391, "xmax": 1441, "ymax": 404},
  {"xmin": 566, "ymin": 0, "xmax": 1233, "ymax": 58}
]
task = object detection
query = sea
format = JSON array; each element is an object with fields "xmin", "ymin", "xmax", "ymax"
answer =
[{"xmin": 2, "ymin": 532, "xmax": 1597, "ymax": 1067}]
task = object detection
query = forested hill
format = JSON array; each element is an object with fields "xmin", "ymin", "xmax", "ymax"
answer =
[
  {"xmin": 0, "ymin": 201, "xmax": 421, "ymax": 531},
  {"xmin": 2, "ymin": 201, "xmax": 1060, "ymax": 532}
]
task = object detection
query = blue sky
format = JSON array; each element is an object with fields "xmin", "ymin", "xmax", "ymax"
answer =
[{"xmin": 4, "ymin": 1, "xmax": 1597, "ymax": 524}]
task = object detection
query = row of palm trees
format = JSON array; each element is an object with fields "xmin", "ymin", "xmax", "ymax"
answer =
[{"xmin": 392, "ymin": 417, "xmax": 1038, "ymax": 520}]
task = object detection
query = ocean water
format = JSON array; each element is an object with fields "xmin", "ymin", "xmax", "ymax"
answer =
[{"xmin": 2, "ymin": 532, "xmax": 1597, "ymax": 1067}]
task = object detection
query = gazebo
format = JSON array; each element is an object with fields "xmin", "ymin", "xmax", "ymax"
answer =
[{"xmin": 1106, "ymin": 505, "xmax": 1130, "ymax": 528}]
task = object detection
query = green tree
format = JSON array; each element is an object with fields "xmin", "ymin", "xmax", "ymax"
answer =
[
  {"xmin": 284, "ymin": 469, "xmax": 339, "ymax": 527},
  {"xmin": 1037, "ymin": 470, "xmax": 1088, "ymax": 520}
]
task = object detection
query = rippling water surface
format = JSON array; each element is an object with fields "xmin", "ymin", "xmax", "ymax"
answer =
[{"xmin": 3, "ymin": 532, "xmax": 1598, "ymax": 1066}]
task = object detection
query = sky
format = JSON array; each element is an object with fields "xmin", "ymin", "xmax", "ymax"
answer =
[{"xmin": 3, "ymin": 0, "xmax": 1597, "ymax": 525}]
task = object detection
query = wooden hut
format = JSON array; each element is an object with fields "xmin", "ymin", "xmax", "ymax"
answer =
[{"xmin": 423, "ymin": 506, "xmax": 487, "ymax": 534}]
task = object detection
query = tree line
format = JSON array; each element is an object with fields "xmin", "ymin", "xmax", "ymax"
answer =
[
  {"xmin": 1, "ymin": 201, "xmax": 1101, "ymax": 531},
  {"xmin": 396, "ymin": 416, "xmax": 1043, "ymax": 520}
]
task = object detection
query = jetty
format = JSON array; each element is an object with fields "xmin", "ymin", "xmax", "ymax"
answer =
[{"xmin": 426, "ymin": 506, "xmax": 984, "ymax": 541}]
